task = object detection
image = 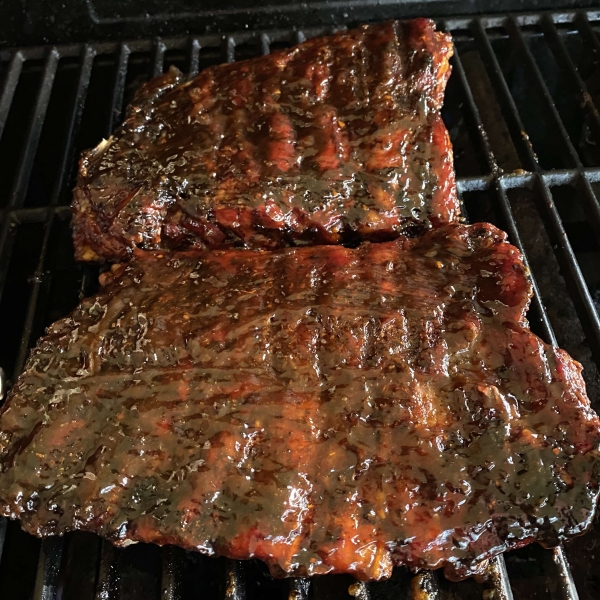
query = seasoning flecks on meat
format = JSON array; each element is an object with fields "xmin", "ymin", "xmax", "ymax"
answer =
[
  {"xmin": 1, "ymin": 223, "xmax": 599, "ymax": 581},
  {"xmin": 72, "ymin": 19, "xmax": 458, "ymax": 261}
]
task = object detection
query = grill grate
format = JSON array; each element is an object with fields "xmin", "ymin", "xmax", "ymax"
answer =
[{"xmin": 1, "ymin": 7, "xmax": 600, "ymax": 600}]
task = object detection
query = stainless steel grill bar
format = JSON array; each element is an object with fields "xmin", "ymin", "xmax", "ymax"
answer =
[
  {"xmin": 161, "ymin": 546, "xmax": 184, "ymax": 600},
  {"xmin": 552, "ymin": 546, "xmax": 581, "ymax": 600},
  {"xmin": 410, "ymin": 571, "xmax": 441, "ymax": 599},
  {"xmin": 152, "ymin": 38, "xmax": 167, "ymax": 77},
  {"xmin": 448, "ymin": 40, "xmax": 498, "ymax": 174},
  {"xmin": 575, "ymin": 11, "xmax": 600, "ymax": 59},
  {"xmin": 14, "ymin": 44, "xmax": 94, "ymax": 377},
  {"xmin": 288, "ymin": 578, "xmax": 311, "ymax": 600},
  {"xmin": 532, "ymin": 14, "xmax": 600, "ymax": 236},
  {"xmin": 486, "ymin": 555, "xmax": 516, "ymax": 600},
  {"xmin": 6, "ymin": 10, "xmax": 600, "ymax": 62},
  {"xmin": 107, "ymin": 43, "xmax": 131, "ymax": 134},
  {"xmin": 540, "ymin": 14, "xmax": 600, "ymax": 143},
  {"xmin": 472, "ymin": 18, "xmax": 600, "ymax": 355},
  {"xmin": 503, "ymin": 15, "xmax": 600, "ymax": 296},
  {"xmin": 224, "ymin": 36, "xmax": 236, "ymax": 64},
  {"xmin": 0, "ymin": 52, "xmax": 24, "ymax": 141},
  {"xmin": 8, "ymin": 49, "xmax": 59, "ymax": 209},
  {"xmin": 225, "ymin": 559, "xmax": 246, "ymax": 600},
  {"xmin": 505, "ymin": 16, "xmax": 581, "ymax": 169},
  {"xmin": 32, "ymin": 537, "xmax": 64, "ymax": 600},
  {"xmin": 94, "ymin": 540, "xmax": 120, "ymax": 600},
  {"xmin": 471, "ymin": 19, "xmax": 539, "ymax": 171},
  {"xmin": 451, "ymin": 43, "xmax": 555, "ymax": 343},
  {"xmin": 260, "ymin": 33, "xmax": 270, "ymax": 56},
  {"xmin": 187, "ymin": 38, "xmax": 201, "ymax": 77},
  {"xmin": 0, "ymin": 518, "xmax": 7, "ymax": 565},
  {"xmin": 0, "ymin": 214, "xmax": 16, "ymax": 302},
  {"xmin": 294, "ymin": 30, "xmax": 307, "ymax": 44},
  {"xmin": 348, "ymin": 581, "xmax": 371, "ymax": 599},
  {"xmin": 50, "ymin": 45, "xmax": 95, "ymax": 208},
  {"xmin": 454, "ymin": 17, "xmax": 594, "ymax": 600}
]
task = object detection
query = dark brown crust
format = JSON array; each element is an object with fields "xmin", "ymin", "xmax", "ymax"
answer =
[
  {"xmin": 1, "ymin": 223, "xmax": 599, "ymax": 581},
  {"xmin": 71, "ymin": 19, "xmax": 458, "ymax": 262}
]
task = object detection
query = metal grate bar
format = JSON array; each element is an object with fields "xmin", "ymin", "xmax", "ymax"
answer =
[
  {"xmin": 152, "ymin": 38, "xmax": 167, "ymax": 77},
  {"xmin": 224, "ymin": 559, "xmax": 246, "ymax": 600},
  {"xmin": 187, "ymin": 38, "xmax": 201, "ymax": 77},
  {"xmin": 294, "ymin": 30, "xmax": 307, "ymax": 44},
  {"xmin": 533, "ymin": 176, "xmax": 600, "ymax": 349},
  {"xmin": 32, "ymin": 537, "xmax": 65, "ymax": 600},
  {"xmin": 540, "ymin": 15, "xmax": 600, "ymax": 143},
  {"xmin": 551, "ymin": 546, "xmax": 581, "ymax": 600},
  {"xmin": 0, "ymin": 25, "xmax": 336, "ymax": 62},
  {"xmin": 0, "ymin": 214, "xmax": 16, "ymax": 303},
  {"xmin": 449, "ymin": 43, "xmax": 498, "ymax": 174},
  {"xmin": 94, "ymin": 540, "xmax": 120, "ymax": 600},
  {"xmin": 496, "ymin": 181, "xmax": 558, "ymax": 344},
  {"xmin": 0, "ymin": 517, "xmax": 7, "ymax": 565},
  {"xmin": 224, "ymin": 36, "xmax": 236, "ymax": 64},
  {"xmin": 49, "ymin": 45, "xmax": 95, "ymax": 207},
  {"xmin": 453, "ymin": 19, "xmax": 589, "ymax": 600},
  {"xmin": 486, "ymin": 555, "xmax": 515, "ymax": 600},
  {"xmin": 0, "ymin": 51, "xmax": 24, "ymax": 141},
  {"xmin": 13, "ymin": 210, "xmax": 54, "ymax": 375},
  {"xmin": 471, "ymin": 19, "xmax": 538, "ymax": 171},
  {"xmin": 14, "ymin": 45, "xmax": 95, "ymax": 376},
  {"xmin": 471, "ymin": 20, "xmax": 600, "ymax": 353},
  {"xmin": 575, "ymin": 11, "xmax": 600, "ymax": 58},
  {"xmin": 505, "ymin": 17, "xmax": 581, "ymax": 168},
  {"xmin": 576, "ymin": 175, "xmax": 600, "ymax": 238},
  {"xmin": 5, "ymin": 11, "xmax": 600, "ymax": 62},
  {"xmin": 8, "ymin": 49, "xmax": 60, "ymax": 209},
  {"xmin": 348, "ymin": 581, "xmax": 370, "ymax": 600},
  {"xmin": 504, "ymin": 18, "xmax": 600, "ymax": 253},
  {"xmin": 260, "ymin": 33, "xmax": 270, "ymax": 56},
  {"xmin": 107, "ymin": 43, "xmax": 131, "ymax": 134},
  {"xmin": 451, "ymin": 42, "xmax": 555, "ymax": 342},
  {"xmin": 161, "ymin": 546, "xmax": 184, "ymax": 600},
  {"xmin": 288, "ymin": 578, "xmax": 311, "ymax": 600},
  {"xmin": 410, "ymin": 571, "xmax": 441, "ymax": 599},
  {"xmin": 0, "ymin": 205, "xmax": 70, "ymax": 222}
]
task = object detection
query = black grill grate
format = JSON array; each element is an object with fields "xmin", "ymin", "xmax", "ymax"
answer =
[{"xmin": 1, "ymin": 7, "xmax": 600, "ymax": 600}]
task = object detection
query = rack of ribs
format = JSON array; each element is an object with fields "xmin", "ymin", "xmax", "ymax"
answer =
[
  {"xmin": 1, "ymin": 222, "xmax": 598, "ymax": 581},
  {"xmin": 72, "ymin": 19, "xmax": 458, "ymax": 261}
]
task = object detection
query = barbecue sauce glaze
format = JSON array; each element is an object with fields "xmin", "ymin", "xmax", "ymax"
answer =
[
  {"xmin": 1, "ymin": 223, "xmax": 599, "ymax": 581},
  {"xmin": 72, "ymin": 19, "xmax": 458, "ymax": 261}
]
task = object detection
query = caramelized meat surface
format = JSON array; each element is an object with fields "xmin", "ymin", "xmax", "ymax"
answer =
[
  {"xmin": 72, "ymin": 19, "xmax": 458, "ymax": 261},
  {"xmin": 1, "ymin": 223, "xmax": 599, "ymax": 581}
]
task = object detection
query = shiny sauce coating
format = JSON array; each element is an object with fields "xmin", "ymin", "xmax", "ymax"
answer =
[
  {"xmin": 1, "ymin": 223, "xmax": 599, "ymax": 581},
  {"xmin": 72, "ymin": 19, "xmax": 457, "ymax": 261}
]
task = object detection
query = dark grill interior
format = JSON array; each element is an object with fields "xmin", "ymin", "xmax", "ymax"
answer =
[{"xmin": 1, "ymin": 7, "xmax": 600, "ymax": 600}]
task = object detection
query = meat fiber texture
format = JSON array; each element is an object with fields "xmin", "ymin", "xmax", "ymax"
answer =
[
  {"xmin": 72, "ymin": 19, "xmax": 458, "ymax": 262},
  {"xmin": 1, "ymin": 223, "xmax": 599, "ymax": 581}
]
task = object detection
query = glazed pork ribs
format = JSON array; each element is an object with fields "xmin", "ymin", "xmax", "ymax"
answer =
[
  {"xmin": 72, "ymin": 19, "xmax": 458, "ymax": 261},
  {"xmin": 1, "ymin": 223, "xmax": 599, "ymax": 581}
]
